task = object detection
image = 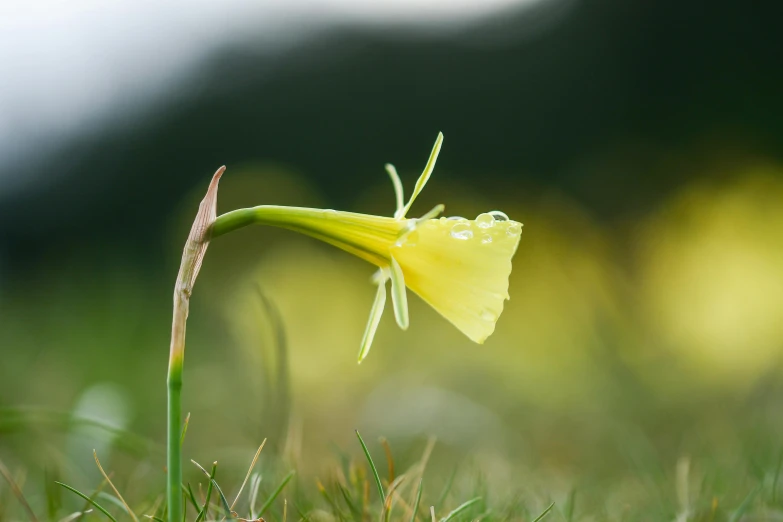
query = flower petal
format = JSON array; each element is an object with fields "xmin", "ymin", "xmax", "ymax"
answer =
[
  {"xmin": 385, "ymin": 163, "xmax": 405, "ymax": 217},
  {"xmin": 397, "ymin": 132, "xmax": 443, "ymax": 219},
  {"xmin": 390, "ymin": 214, "xmax": 522, "ymax": 343},
  {"xmin": 389, "ymin": 256, "xmax": 409, "ymax": 330},
  {"xmin": 358, "ymin": 273, "xmax": 388, "ymax": 363}
]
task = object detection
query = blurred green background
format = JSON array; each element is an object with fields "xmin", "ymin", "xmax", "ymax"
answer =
[{"xmin": 2, "ymin": 0, "xmax": 783, "ymax": 516}]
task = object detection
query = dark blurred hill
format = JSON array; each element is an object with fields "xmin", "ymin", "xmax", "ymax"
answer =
[{"xmin": 2, "ymin": 0, "xmax": 782, "ymax": 269}]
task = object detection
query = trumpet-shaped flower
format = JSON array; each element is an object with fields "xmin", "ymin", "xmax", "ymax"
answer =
[{"xmin": 211, "ymin": 133, "xmax": 523, "ymax": 362}]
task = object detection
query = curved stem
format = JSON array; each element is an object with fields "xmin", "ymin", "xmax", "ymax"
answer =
[{"xmin": 167, "ymin": 167, "xmax": 223, "ymax": 522}]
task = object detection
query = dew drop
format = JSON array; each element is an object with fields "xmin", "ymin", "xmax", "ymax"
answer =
[
  {"xmin": 506, "ymin": 222, "xmax": 522, "ymax": 237},
  {"xmin": 488, "ymin": 210, "xmax": 509, "ymax": 221},
  {"xmin": 481, "ymin": 234, "xmax": 493, "ymax": 244},
  {"xmin": 480, "ymin": 309, "xmax": 497, "ymax": 322},
  {"xmin": 447, "ymin": 216, "xmax": 467, "ymax": 221},
  {"xmin": 450, "ymin": 222, "xmax": 473, "ymax": 240},
  {"xmin": 475, "ymin": 212, "xmax": 496, "ymax": 229}
]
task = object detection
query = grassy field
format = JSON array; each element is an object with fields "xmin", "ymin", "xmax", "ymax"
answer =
[{"xmin": 2, "ymin": 394, "xmax": 783, "ymax": 522}]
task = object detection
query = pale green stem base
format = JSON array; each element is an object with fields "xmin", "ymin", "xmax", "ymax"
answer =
[
  {"xmin": 167, "ymin": 290, "xmax": 189, "ymax": 522},
  {"xmin": 167, "ymin": 361, "xmax": 183, "ymax": 522}
]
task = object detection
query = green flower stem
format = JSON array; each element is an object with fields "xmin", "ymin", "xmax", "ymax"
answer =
[
  {"xmin": 167, "ymin": 346, "xmax": 184, "ymax": 522},
  {"xmin": 211, "ymin": 205, "xmax": 399, "ymax": 267},
  {"xmin": 167, "ymin": 167, "xmax": 224, "ymax": 522}
]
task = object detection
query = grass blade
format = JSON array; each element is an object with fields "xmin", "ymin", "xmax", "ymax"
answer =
[
  {"xmin": 380, "ymin": 437, "xmax": 395, "ymax": 483},
  {"xmin": 96, "ymin": 492, "xmax": 131, "ymax": 513},
  {"xmin": 211, "ymin": 479, "xmax": 232, "ymax": 517},
  {"xmin": 144, "ymin": 517, "xmax": 165, "ymax": 522},
  {"xmin": 184, "ymin": 483, "xmax": 200, "ymax": 513},
  {"xmin": 55, "ymin": 482, "xmax": 117, "ymax": 522},
  {"xmin": 410, "ymin": 479, "xmax": 423, "ymax": 522},
  {"xmin": 248, "ymin": 474, "xmax": 261, "ymax": 519},
  {"xmin": 294, "ymin": 503, "xmax": 311, "ymax": 522},
  {"xmin": 93, "ymin": 450, "xmax": 138, "ymax": 522},
  {"xmin": 729, "ymin": 485, "xmax": 761, "ymax": 522},
  {"xmin": 531, "ymin": 502, "xmax": 555, "ymax": 522},
  {"xmin": 356, "ymin": 430, "xmax": 384, "ymax": 502},
  {"xmin": 383, "ymin": 474, "xmax": 407, "ymax": 522},
  {"xmin": 0, "ymin": 457, "xmax": 39, "ymax": 522},
  {"xmin": 564, "ymin": 489, "xmax": 576, "ymax": 522},
  {"xmin": 774, "ymin": 451, "xmax": 783, "ymax": 504},
  {"xmin": 180, "ymin": 413, "xmax": 191, "ymax": 447},
  {"xmin": 438, "ymin": 497, "xmax": 481, "ymax": 522},
  {"xmin": 194, "ymin": 462, "xmax": 217, "ymax": 522},
  {"xmin": 338, "ymin": 483, "xmax": 362, "ymax": 521},
  {"xmin": 0, "ymin": 407, "xmax": 159, "ymax": 457},
  {"xmin": 436, "ymin": 466, "xmax": 457, "ymax": 507},
  {"xmin": 192, "ymin": 460, "xmax": 233, "ymax": 518},
  {"xmin": 257, "ymin": 470, "xmax": 295, "ymax": 517},
  {"xmin": 317, "ymin": 480, "xmax": 344, "ymax": 518},
  {"xmin": 231, "ymin": 440, "xmax": 267, "ymax": 510},
  {"xmin": 75, "ymin": 476, "xmax": 111, "ymax": 522}
]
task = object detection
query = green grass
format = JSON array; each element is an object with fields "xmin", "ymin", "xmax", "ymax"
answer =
[
  {"xmin": 3, "ymin": 418, "xmax": 783, "ymax": 522},
  {"xmin": 2, "ymin": 259, "xmax": 782, "ymax": 521}
]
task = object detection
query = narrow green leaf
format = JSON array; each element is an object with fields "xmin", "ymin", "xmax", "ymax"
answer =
[
  {"xmin": 143, "ymin": 516, "xmax": 165, "ymax": 522},
  {"xmin": 192, "ymin": 460, "xmax": 232, "ymax": 519},
  {"xmin": 257, "ymin": 470, "xmax": 295, "ymax": 517},
  {"xmin": 729, "ymin": 485, "xmax": 761, "ymax": 522},
  {"xmin": 436, "ymin": 466, "xmax": 457, "ymax": 507},
  {"xmin": 184, "ymin": 484, "xmax": 200, "ymax": 514},
  {"xmin": 356, "ymin": 430, "xmax": 385, "ymax": 502},
  {"xmin": 410, "ymin": 479, "xmax": 423, "ymax": 522},
  {"xmin": 774, "ymin": 451, "xmax": 783, "ymax": 504},
  {"xmin": 318, "ymin": 481, "xmax": 344, "ymax": 518},
  {"xmin": 338, "ymin": 483, "xmax": 362, "ymax": 521},
  {"xmin": 180, "ymin": 413, "xmax": 191, "ymax": 447},
  {"xmin": 439, "ymin": 497, "xmax": 481, "ymax": 522},
  {"xmin": 294, "ymin": 503, "xmax": 311, "ymax": 522},
  {"xmin": 211, "ymin": 479, "xmax": 232, "ymax": 518},
  {"xmin": 194, "ymin": 462, "xmax": 217, "ymax": 522},
  {"xmin": 96, "ymin": 493, "xmax": 129, "ymax": 513},
  {"xmin": 564, "ymin": 489, "xmax": 576, "ymax": 522},
  {"xmin": 0, "ymin": 457, "xmax": 39, "ymax": 522},
  {"xmin": 248, "ymin": 474, "xmax": 262, "ymax": 520},
  {"xmin": 531, "ymin": 502, "xmax": 555, "ymax": 522},
  {"xmin": 383, "ymin": 475, "xmax": 407, "ymax": 522},
  {"xmin": 55, "ymin": 482, "xmax": 117, "ymax": 522}
]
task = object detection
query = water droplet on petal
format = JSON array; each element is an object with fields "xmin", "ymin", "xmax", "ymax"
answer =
[
  {"xmin": 481, "ymin": 234, "xmax": 493, "ymax": 244},
  {"xmin": 450, "ymin": 222, "xmax": 473, "ymax": 240},
  {"xmin": 506, "ymin": 222, "xmax": 522, "ymax": 237},
  {"xmin": 475, "ymin": 213, "xmax": 496, "ymax": 229},
  {"xmin": 489, "ymin": 210, "xmax": 509, "ymax": 221},
  {"xmin": 447, "ymin": 216, "xmax": 467, "ymax": 221}
]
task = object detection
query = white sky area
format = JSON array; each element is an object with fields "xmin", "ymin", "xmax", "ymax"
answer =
[{"xmin": 0, "ymin": 0, "xmax": 531, "ymax": 191}]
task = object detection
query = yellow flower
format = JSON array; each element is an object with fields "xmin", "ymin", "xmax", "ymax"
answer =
[{"xmin": 211, "ymin": 133, "xmax": 523, "ymax": 362}]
